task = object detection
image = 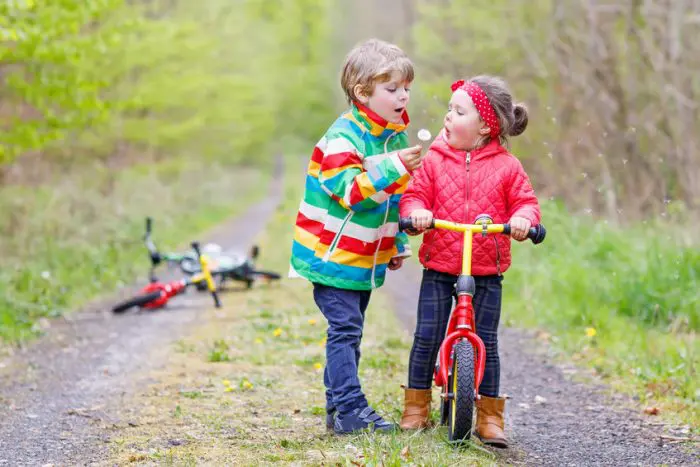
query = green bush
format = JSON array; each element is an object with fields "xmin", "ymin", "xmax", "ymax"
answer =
[{"xmin": 506, "ymin": 202, "xmax": 698, "ymax": 405}]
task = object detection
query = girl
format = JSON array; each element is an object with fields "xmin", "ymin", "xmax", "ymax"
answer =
[{"xmin": 398, "ymin": 76, "xmax": 541, "ymax": 447}]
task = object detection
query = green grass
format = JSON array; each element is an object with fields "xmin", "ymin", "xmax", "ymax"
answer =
[
  {"xmin": 0, "ymin": 157, "xmax": 270, "ymax": 343},
  {"xmin": 506, "ymin": 202, "xmax": 698, "ymax": 424}
]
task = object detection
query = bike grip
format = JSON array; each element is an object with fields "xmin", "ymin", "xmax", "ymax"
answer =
[
  {"xmin": 191, "ymin": 241, "xmax": 201, "ymax": 257},
  {"xmin": 502, "ymin": 224, "xmax": 511, "ymax": 235},
  {"xmin": 398, "ymin": 217, "xmax": 435, "ymax": 231},
  {"xmin": 398, "ymin": 217, "xmax": 413, "ymax": 232},
  {"xmin": 527, "ymin": 224, "xmax": 547, "ymax": 244},
  {"xmin": 146, "ymin": 217, "xmax": 152, "ymax": 234}
]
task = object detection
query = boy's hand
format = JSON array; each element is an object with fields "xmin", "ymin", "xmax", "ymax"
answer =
[
  {"xmin": 509, "ymin": 216, "xmax": 531, "ymax": 241},
  {"xmin": 388, "ymin": 257, "xmax": 404, "ymax": 270},
  {"xmin": 398, "ymin": 145, "xmax": 423, "ymax": 171},
  {"xmin": 410, "ymin": 209, "xmax": 433, "ymax": 231}
]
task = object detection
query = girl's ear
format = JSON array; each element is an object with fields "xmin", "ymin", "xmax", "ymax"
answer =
[
  {"xmin": 479, "ymin": 126, "xmax": 491, "ymax": 135},
  {"xmin": 353, "ymin": 84, "xmax": 370, "ymax": 104}
]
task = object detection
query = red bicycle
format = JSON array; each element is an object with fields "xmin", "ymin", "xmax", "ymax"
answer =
[
  {"xmin": 112, "ymin": 241, "xmax": 221, "ymax": 313},
  {"xmin": 399, "ymin": 214, "xmax": 546, "ymax": 442}
]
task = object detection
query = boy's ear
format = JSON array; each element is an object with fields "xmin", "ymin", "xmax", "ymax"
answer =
[{"xmin": 353, "ymin": 84, "xmax": 370, "ymax": 104}]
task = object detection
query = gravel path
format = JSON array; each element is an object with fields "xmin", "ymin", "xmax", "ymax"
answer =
[
  {"xmin": 0, "ymin": 157, "xmax": 284, "ymax": 466},
  {"xmin": 383, "ymin": 262, "xmax": 698, "ymax": 466},
  {"xmin": 1, "ymin": 157, "xmax": 696, "ymax": 466}
]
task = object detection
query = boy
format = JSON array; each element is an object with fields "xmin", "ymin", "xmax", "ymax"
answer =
[{"xmin": 289, "ymin": 38, "xmax": 422, "ymax": 434}]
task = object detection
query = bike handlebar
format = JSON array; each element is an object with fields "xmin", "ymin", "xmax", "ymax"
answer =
[
  {"xmin": 398, "ymin": 217, "xmax": 546, "ymax": 245},
  {"xmin": 144, "ymin": 217, "xmax": 161, "ymax": 267}
]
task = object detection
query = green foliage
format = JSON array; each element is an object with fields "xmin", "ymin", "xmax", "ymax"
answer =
[
  {"xmin": 207, "ymin": 339, "xmax": 232, "ymax": 362},
  {"xmin": 0, "ymin": 160, "xmax": 269, "ymax": 342},
  {"xmin": 0, "ymin": 0, "xmax": 338, "ymax": 342},
  {"xmin": 0, "ymin": 0, "xmax": 127, "ymax": 163},
  {"xmin": 506, "ymin": 201, "xmax": 698, "ymax": 404},
  {"xmin": 1, "ymin": 0, "xmax": 335, "ymax": 166}
]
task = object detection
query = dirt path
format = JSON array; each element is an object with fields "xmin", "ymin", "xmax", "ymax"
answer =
[
  {"xmin": 383, "ymin": 264, "xmax": 698, "ymax": 466},
  {"xmin": 1, "ymin": 156, "xmax": 696, "ymax": 465},
  {"xmin": 0, "ymin": 157, "xmax": 284, "ymax": 466}
]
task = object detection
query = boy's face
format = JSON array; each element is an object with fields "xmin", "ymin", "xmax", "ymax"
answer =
[{"xmin": 357, "ymin": 72, "xmax": 411, "ymax": 124}]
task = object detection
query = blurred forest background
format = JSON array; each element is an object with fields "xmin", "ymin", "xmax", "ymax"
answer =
[{"xmin": 1, "ymin": 0, "xmax": 698, "ymax": 413}]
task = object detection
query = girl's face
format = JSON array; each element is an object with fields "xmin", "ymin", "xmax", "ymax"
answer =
[
  {"xmin": 443, "ymin": 89, "xmax": 488, "ymax": 150},
  {"xmin": 358, "ymin": 72, "xmax": 411, "ymax": 124}
]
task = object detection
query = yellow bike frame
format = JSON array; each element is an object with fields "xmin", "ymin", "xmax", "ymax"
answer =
[{"xmin": 432, "ymin": 220, "xmax": 508, "ymax": 276}]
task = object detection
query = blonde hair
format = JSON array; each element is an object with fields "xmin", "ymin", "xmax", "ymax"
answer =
[{"xmin": 340, "ymin": 39, "xmax": 414, "ymax": 104}]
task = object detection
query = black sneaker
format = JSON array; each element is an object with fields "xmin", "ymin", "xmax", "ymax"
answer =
[
  {"xmin": 333, "ymin": 406, "xmax": 396, "ymax": 435},
  {"xmin": 326, "ymin": 407, "xmax": 336, "ymax": 432}
]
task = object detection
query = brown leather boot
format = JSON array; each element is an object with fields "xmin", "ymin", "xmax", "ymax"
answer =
[
  {"xmin": 475, "ymin": 395, "xmax": 508, "ymax": 448},
  {"xmin": 399, "ymin": 386, "xmax": 432, "ymax": 430}
]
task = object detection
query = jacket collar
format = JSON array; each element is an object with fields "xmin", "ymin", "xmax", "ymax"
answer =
[
  {"xmin": 430, "ymin": 130, "xmax": 505, "ymax": 161},
  {"xmin": 350, "ymin": 101, "xmax": 410, "ymax": 137}
]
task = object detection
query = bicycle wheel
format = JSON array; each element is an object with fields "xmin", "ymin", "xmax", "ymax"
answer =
[
  {"xmin": 112, "ymin": 290, "xmax": 162, "ymax": 313},
  {"xmin": 248, "ymin": 270, "xmax": 281, "ymax": 281},
  {"xmin": 447, "ymin": 340, "xmax": 475, "ymax": 442},
  {"xmin": 245, "ymin": 269, "xmax": 281, "ymax": 288}
]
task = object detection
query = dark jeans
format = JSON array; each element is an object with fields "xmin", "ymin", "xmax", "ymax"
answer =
[
  {"xmin": 407, "ymin": 269, "xmax": 503, "ymax": 397},
  {"xmin": 312, "ymin": 283, "xmax": 371, "ymax": 415}
]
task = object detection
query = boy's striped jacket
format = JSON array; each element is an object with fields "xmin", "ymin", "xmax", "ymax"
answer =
[{"xmin": 290, "ymin": 102, "xmax": 413, "ymax": 290}]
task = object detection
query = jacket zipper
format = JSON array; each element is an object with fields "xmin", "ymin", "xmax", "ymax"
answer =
[
  {"xmin": 370, "ymin": 203, "xmax": 391, "ymax": 288},
  {"xmin": 370, "ymin": 130, "xmax": 398, "ymax": 287},
  {"xmin": 466, "ymin": 149, "xmax": 501, "ymax": 275},
  {"xmin": 322, "ymin": 211, "xmax": 354, "ymax": 262},
  {"xmin": 464, "ymin": 151, "xmax": 472, "ymax": 230},
  {"xmin": 464, "ymin": 152, "xmax": 474, "ymax": 275}
]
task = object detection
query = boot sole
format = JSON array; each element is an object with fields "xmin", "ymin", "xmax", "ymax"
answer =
[{"xmin": 477, "ymin": 435, "xmax": 508, "ymax": 449}]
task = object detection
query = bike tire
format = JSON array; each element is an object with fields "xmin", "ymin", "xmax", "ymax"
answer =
[
  {"xmin": 248, "ymin": 270, "xmax": 281, "ymax": 281},
  {"xmin": 447, "ymin": 340, "xmax": 475, "ymax": 442},
  {"xmin": 112, "ymin": 290, "xmax": 163, "ymax": 313},
  {"xmin": 245, "ymin": 270, "xmax": 281, "ymax": 289}
]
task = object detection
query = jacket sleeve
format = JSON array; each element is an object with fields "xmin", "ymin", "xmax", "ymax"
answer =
[
  {"xmin": 507, "ymin": 159, "xmax": 541, "ymax": 225},
  {"xmin": 318, "ymin": 132, "xmax": 411, "ymax": 212},
  {"xmin": 399, "ymin": 153, "xmax": 435, "ymax": 217}
]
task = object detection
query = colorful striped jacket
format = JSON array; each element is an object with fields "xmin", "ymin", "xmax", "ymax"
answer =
[{"xmin": 289, "ymin": 102, "xmax": 413, "ymax": 290}]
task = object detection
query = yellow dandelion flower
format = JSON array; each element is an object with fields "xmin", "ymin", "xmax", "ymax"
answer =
[
  {"xmin": 308, "ymin": 319, "xmax": 317, "ymax": 325},
  {"xmin": 224, "ymin": 386, "xmax": 234, "ymax": 393},
  {"xmin": 273, "ymin": 328, "xmax": 283, "ymax": 337},
  {"xmin": 585, "ymin": 327, "xmax": 597, "ymax": 338},
  {"xmin": 242, "ymin": 380, "xmax": 254, "ymax": 390},
  {"xmin": 318, "ymin": 337, "xmax": 327, "ymax": 347},
  {"xmin": 222, "ymin": 379, "xmax": 231, "ymax": 387},
  {"xmin": 254, "ymin": 338, "xmax": 263, "ymax": 344},
  {"xmin": 313, "ymin": 362, "xmax": 323, "ymax": 370}
]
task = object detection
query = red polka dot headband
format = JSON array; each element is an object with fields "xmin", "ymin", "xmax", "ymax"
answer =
[{"xmin": 451, "ymin": 79, "xmax": 501, "ymax": 138}]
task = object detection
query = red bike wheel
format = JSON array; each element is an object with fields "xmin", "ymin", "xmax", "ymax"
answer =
[{"xmin": 112, "ymin": 290, "xmax": 163, "ymax": 313}]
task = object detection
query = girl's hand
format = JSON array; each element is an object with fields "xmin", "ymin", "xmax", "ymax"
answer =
[
  {"xmin": 410, "ymin": 209, "xmax": 433, "ymax": 231},
  {"xmin": 509, "ymin": 216, "xmax": 531, "ymax": 241},
  {"xmin": 388, "ymin": 257, "xmax": 404, "ymax": 270}
]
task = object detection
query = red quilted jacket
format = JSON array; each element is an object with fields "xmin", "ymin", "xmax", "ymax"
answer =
[{"xmin": 399, "ymin": 133, "xmax": 541, "ymax": 276}]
